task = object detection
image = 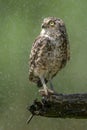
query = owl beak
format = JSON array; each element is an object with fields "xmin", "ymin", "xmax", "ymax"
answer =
[{"xmin": 41, "ymin": 23, "xmax": 47, "ymax": 28}]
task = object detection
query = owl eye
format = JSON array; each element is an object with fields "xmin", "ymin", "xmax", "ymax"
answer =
[{"xmin": 49, "ymin": 21, "xmax": 55, "ymax": 26}]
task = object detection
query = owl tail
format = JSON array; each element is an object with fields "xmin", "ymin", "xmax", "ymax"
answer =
[{"xmin": 36, "ymin": 79, "xmax": 43, "ymax": 87}]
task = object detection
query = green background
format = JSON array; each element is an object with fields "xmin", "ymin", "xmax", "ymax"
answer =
[{"xmin": 0, "ymin": 0, "xmax": 87, "ymax": 130}]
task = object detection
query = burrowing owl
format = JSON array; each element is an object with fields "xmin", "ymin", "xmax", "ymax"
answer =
[{"xmin": 29, "ymin": 17, "xmax": 70, "ymax": 96}]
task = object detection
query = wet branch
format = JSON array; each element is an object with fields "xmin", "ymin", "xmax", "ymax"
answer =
[{"xmin": 27, "ymin": 93, "xmax": 87, "ymax": 123}]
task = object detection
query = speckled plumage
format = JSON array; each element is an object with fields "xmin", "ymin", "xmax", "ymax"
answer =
[{"xmin": 29, "ymin": 17, "xmax": 70, "ymax": 93}]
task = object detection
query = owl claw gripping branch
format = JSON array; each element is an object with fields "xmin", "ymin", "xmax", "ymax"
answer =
[
  {"xmin": 29, "ymin": 17, "xmax": 70, "ymax": 97},
  {"xmin": 39, "ymin": 87, "xmax": 54, "ymax": 96}
]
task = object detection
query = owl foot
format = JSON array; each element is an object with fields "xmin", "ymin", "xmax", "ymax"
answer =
[{"xmin": 39, "ymin": 88, "xmax": 54, "ymax": 97}]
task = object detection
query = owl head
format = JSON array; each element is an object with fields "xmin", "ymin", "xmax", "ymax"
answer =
[{"xmin": 41, "ymin": 17, "xmax": 65, "ymax": 31}]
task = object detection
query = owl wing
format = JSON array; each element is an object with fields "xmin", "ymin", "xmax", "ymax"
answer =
[
  {"xmin": 29, "ymin": 36, "xmax": 49, "ymax": 87},
  {"xmin": 52, "ymin": 24, "xmax": 70, "ymax": 78},
  {"xmin": 60, "ymin": 23, "xmax": 70, "ymax": 61}
]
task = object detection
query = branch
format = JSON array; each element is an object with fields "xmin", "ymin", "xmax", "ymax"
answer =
[{"xmin": 27, "ymin": 93, "xmax": 87, "ymax": 123}]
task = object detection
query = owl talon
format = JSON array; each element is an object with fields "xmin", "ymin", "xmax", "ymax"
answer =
[
  {"xmin": 39, "ymin": 88, "xmax": 54, "ymax": 96},
  {"xmin": 39, "ymin": 89, "xmax": 48, "ymax": 96}
]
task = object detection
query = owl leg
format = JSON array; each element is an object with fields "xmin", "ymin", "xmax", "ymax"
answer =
[
  {"xmin": 49, "ymin": 80, "xmax": 54, "ymax": 90},
  {"xmin": 49, "ymin": 80, "xmax": 57, "ymax": 94},
  {"xmin": 39, "ymin": 76, "xmax": 54, "ymax": 96},
  {"xmin": 40, "ymin": 76, "xmax": 48, "ymax": 95}
]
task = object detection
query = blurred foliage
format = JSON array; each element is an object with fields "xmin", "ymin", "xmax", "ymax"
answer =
[{"xmin": 0, "ymin": 0, "xmax": 87, "ymax": 130}]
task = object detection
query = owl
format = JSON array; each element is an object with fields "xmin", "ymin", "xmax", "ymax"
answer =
[{"xmin": 29, "ymin": 17, "xmax": 70, "ymax": 96}]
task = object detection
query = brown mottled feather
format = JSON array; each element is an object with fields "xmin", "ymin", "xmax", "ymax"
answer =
[{"xmin": 29, "ymin": 36, "xmax": 49, "ymax": 87}]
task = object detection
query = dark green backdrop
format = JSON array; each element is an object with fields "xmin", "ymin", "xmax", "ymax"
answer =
[{"xmin": 0, "ymin": 0, "xmax": 87, "ymax": 130}]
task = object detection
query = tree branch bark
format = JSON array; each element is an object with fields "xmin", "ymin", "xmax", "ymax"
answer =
[{"xmin": 27, "ymin": 93, "xmax": 87, "ymax": 119}]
